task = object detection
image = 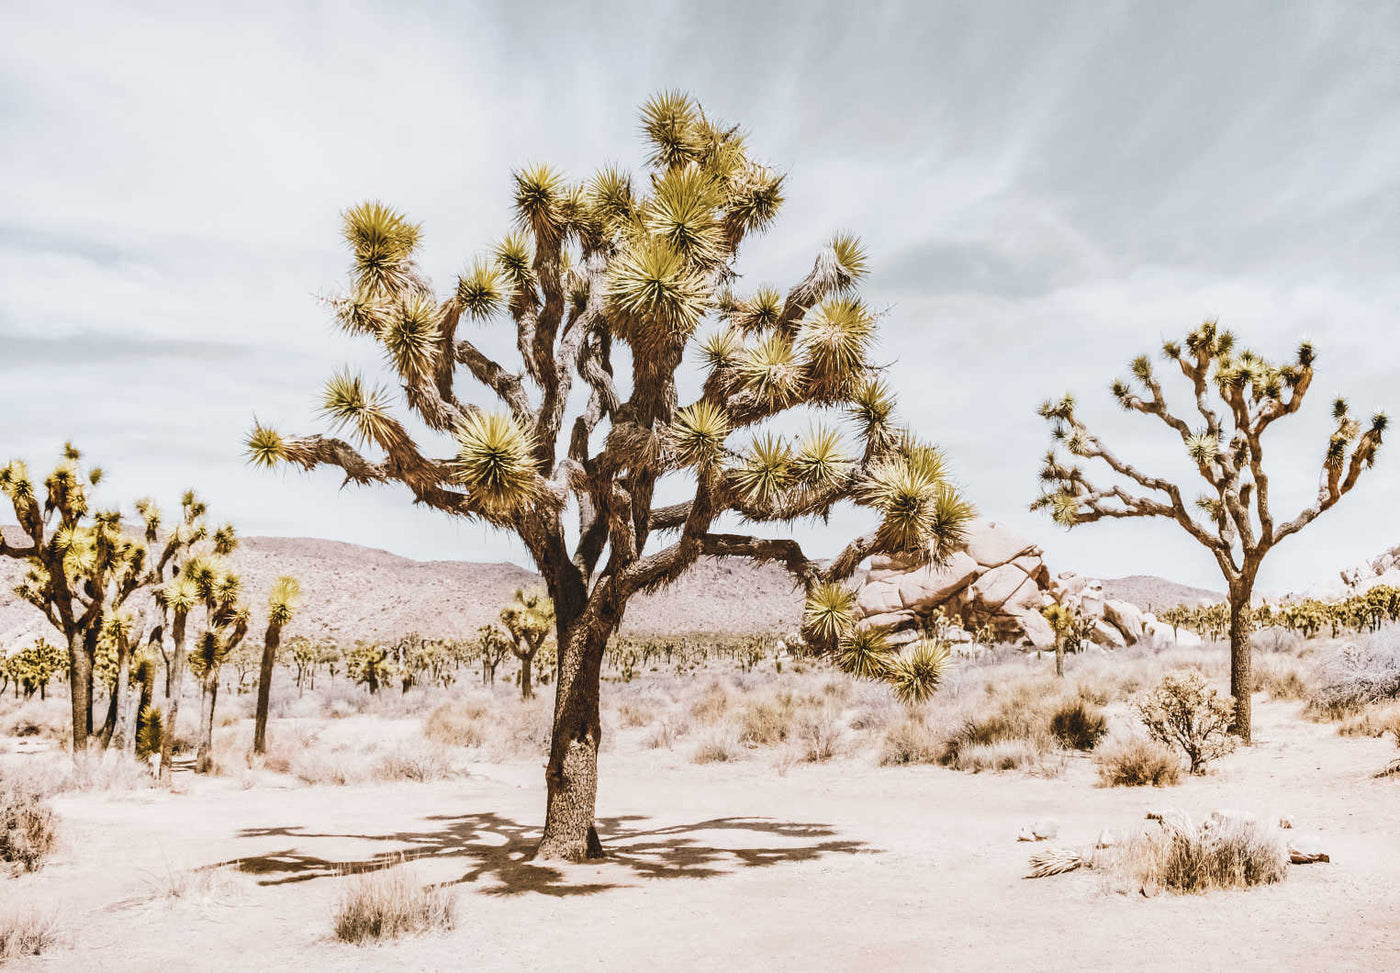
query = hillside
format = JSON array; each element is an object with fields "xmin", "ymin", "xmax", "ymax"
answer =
[
  {"xmin": 0, "ymin": 528, "xmax": 804, "ymax": 645},
  {"xmin": 1099, "ymin": 575, "xmax": 1223, "ymax": 610}
]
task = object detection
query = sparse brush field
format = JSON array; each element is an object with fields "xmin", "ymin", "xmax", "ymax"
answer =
[{"xmin": 3, "ymin": 633, "xmax": 1400, "ymax": 970}]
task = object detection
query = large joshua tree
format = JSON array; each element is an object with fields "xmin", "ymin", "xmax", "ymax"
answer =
[
  {"xmin": 247, "ymin": 93, "xmax": 972, "ymax": 860},
  {"xmin": 1032, "ymin": 321, "xmax": 1386, "ymax": 741}
]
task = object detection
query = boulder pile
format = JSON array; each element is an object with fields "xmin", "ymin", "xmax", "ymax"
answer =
[{"xmin": 854, "ymin": 519, "xmax": 1175, "ymax": 650}]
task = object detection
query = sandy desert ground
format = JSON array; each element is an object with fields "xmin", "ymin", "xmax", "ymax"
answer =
[{"xmin": 4, "ymin": 657, "xmax": 1399, "ymax": 973}]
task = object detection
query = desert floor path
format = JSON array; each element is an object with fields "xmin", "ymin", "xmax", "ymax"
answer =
[{"xmin": 9, "ymin": 698, "xmax": 1400, "ymax": 972}]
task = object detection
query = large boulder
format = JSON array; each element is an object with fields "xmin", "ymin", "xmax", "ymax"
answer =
[
  {"xmin": 1008, "ymin": 606, "xmax": 1055, "ymax": 648},
  {"xmin": 968, "ymin": 563, "xmax": 1032, "ymax": 610},
  {"xmin": 895, "ymin": 552, "xmax": 980, "ymax": 610},
  {"xmin": 964, "ymin": 520, "xmax": 1037, "ymax": 568},
  {"xmin": 1104, "ymin": 599, "xmax": 1145, "ymax": 643},
  {"xmin": 857, "ymin": 582, "xmax": 903, "ymax": 616},
  {"xmin": 1090, "ymin": 619, "xmax": 1127, "ymax": 649}
]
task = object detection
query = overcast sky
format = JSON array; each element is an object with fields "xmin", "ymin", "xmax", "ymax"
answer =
[{"xmin": 3, "ymin": 0, "xmax": 1398, "ymax": 593}]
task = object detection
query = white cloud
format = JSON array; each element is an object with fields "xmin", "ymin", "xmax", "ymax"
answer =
[{"xmin": 3, "ymin": 0, "xmax": 1397, "ymax": 593}]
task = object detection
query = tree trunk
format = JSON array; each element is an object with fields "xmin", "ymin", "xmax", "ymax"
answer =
[
  {"xmin": 519, "ymin": 650, "xmax": 535, "ymax": 700},
  {"xmin": 1228, "ymin": 583, "xmax": 1254, "ymax": 745},
  {"xmin": 196, "ymin": 674, "xmax": 218, "ymax": 773},
  {"xmin": 67, "ymin": 635, "xmax": 92, "ymax": 754},
  {"xmin": 1054, "ymin": 638, "xmax": 1064, "ymax": 678},
  {"xmin": 108, "ymin": 641, "xmax": 134, "ymax": 751},
  {"xmin": 253, "ymin": 625, "xmax": 282, "ymax": 755},
  {"xmin": 158, "ymin": 618, "xmax": 188, "ymax": 786},
  {"xmin": 536, "ymin": 611, "xmax": 614, "ymax": 861}
]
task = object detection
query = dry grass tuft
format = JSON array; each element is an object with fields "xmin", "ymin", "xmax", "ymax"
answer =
[
  {"xmin": 1094, "ymin": 738, "xmax": 1183, "ymax": 787},
  {"xmin": 332, "ymin": 866, "xmax": 455, "ymax": 944},
  {"xmin": 0, "ymin": 909, "xmax": 60, "ymax": 960},
  {"xmin": 691, "ymin": 730, "xmax": 740, "ymax": 764},
  {"xmin": 1049, "ymin": 698, "xmax": 1108, "ymax": 751},
  {"xmin": 1101, "ymin": 813, "xmax": 1288, "ymax": 894},
  {"xmin": 879, "ymin": 717, "xmax": 942, "ymax": 766},
  {"xmin": 423, "ymin": 702, "xmax": 489, "ymax": 748},
  {"xmin": 616, "ymin": 702, "xmax": 655, "ymax": 729},
  {"xmin": 0, "ymin": 777, "xmax": 58, "ymax": 873}
]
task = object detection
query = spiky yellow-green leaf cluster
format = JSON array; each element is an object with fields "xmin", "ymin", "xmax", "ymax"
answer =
[
  {"xmin": 836, "ymin": 627, "xmax": 896, "ymax": 680},
  {"xmin": 451, "ymin": 412, "xmax": 540, "ymax": 514},
  {"xmin": 667, "ymin": 401, "xmax": 731, "ymax": 469},
  {"xmin": 802, "ymin": 582, "xmax": 857, "ymax": 646},
  {"xmin": 886, "ymin": 639, "xmax": 950, "ymax": 705}
]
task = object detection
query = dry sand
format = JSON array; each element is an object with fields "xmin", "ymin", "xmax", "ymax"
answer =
[{"xmin": 6, "ymin": 699, "xmax": 1399, "ymax": 972}]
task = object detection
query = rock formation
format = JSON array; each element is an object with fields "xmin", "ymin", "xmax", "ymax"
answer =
[{"xmin": 853, "ymin": 519, "xmax": 1173, "ymax": 650}]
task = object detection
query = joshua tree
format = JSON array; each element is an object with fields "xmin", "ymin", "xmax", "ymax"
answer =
[
  {"xmin": 150, "ymin": 503, "xmax": 237, "ymax": 784},
  {"xmin": 3, "ymin": 639, "xmax": 65, "ymax": 700},
  {"xmin": 500, "ymin": 587, "xmax": 555, "ymax": 700},
  {"xmin": 475, "ymin": 625, "xmax": 511, "ymax": 686},
  {"xmin": 0, "ymin": 446, "xmax": 149, "ymax": 751},
  {"xmin": 185, "ymin": 558, "xmax": 250, "ymax": 773},
  {"xmin": 246, "ymin": 93, "xmax": 972, "ymax": 859},
  {"xmin": 253, "ymin": 575, "xmax": 301, "ymax": 755},
  {"xmin": 1033, "ymin": 321, "xmax": 1385, "ymax": 741},
  {"xmin": 1040, "ymin": 602, "xmax": 1090, "ymax": 679}
]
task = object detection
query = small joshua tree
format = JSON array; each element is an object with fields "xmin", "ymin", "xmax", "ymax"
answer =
[
  {"xmin": 253, "ymin": 576, "xmax": 301, "ymax": 755},
  {"xmin": 185, "ymin": 559, "xmax": 250, "ymax": 774},
  {"xmin": 246, "ymin": 93, "xmax": 971, "ymax": 860},
  {"xmin": 1040, "ymin": 602, "xmax": 1092, "ymax": 678},
  {"xmin": 1135, "ymin": 669, "xmax": 1237, "ymax": 773},
  {"xmin": 500, "ymin": 587, "xmax": 554, "ymax": 700},
  {"xmin": 474, "ymin": 625, "xmax": 511, "ymax": 686},
  {"xmin": 1033, "ymin": 322, "xmax": 1385, "ymax": 741}
]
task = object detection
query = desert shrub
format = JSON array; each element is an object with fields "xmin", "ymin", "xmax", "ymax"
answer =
[
  {"xmin": 373, "ymin": 744, "xmax": 455, "ymax": 782},
  {"xmin": 1254, "ymin": 656, "xmax": 1311, "ymax": 700},
  {"xmin": 1309, "ymin": 635, "xmax": 1400, "ymax": 717},
  {"xmin": 688, "ymin": 683, "xmax": 732, "ymax": 724},
  {"xmin": 484, "ymin": 698, "xmax": 552, "ymax": 760},
  {"xmin": 1122, "ymin": 814, "xmax": 1288, "ymax": 894},
  {"xmin": 616, "ymin": 702, "xmax": 655, "ymax": 729},
  {"xmin": 1135, "ymin": 670, "xmax": 1237, "ymax": 773},
  {"xmin": 1335, "ymin": 700, "xmax": 1400, "ymax": 740},
  {"xmin": 643, "ymin": 717, "xmax": 688, "ymax": 750},
  {"xmin": 737, "ymin": 695, "xmax": 795, "ymax": 746},
  {"xmin": 879, "ymin": 718, "xmax": 942, "ymax": 765},
  {"xmin": 423, "ymin": 702, "xmax": 488, "ymax": 748},
  {"xmin": 0, "ymin": 778, "xmax": 57, "ymax": 873},
  {"xmin": 1049, "ymin": 699, "xmax": 1108, "ymax": 751},
  {"xmin": 0, "ymin": 697, "xmax": 69, "ymax": 744},
  {"xmin": 796, "ymin": 710, "xmax": 842, "ymax": 763},
  {"xmin": 333, "ymin": 867, "xmax": 455, "ymax": 944},
  {"xmin": 950, "ymin": 739, "xmax": 1042, "ymax": 773},
  {"xmin": 0, "ymin": 909, "xmax": 59, "ymax": 960},
  {"xmin": 1095, "ymin": 737, "xmax": 1182, "ymax": 787},
  {"xmin": 691, "ymin": 731, "xmax": 739, "ymax": 764}
]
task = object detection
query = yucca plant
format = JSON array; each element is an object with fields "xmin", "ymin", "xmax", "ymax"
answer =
[
  {"xmin": 253, "ymin": 575, "xmax": 302, "ymax": 755},
  {"xmin": 246, "ymin": 93, "xmax": 972, "ymax": 860},
  {"xmin": 1032, "ymin": 322, "xmax": 1386, "ymax": 741}
]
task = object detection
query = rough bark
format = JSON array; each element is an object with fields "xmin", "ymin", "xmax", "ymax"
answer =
[
  {"xmin": 1228, "ymin": 582, "xmax": 1254, "ymax": 745},
  {"xmin": 195, "ymin": 674, "xmax": 218, "ymax": 773},
  {"xmin": 158, "ymin": 618, "xmax": 188, "ymax": 786},
  {"xmin": 67, "ymin": 635, "xmax": 92, "ymax": 754},
  {"xmin": 536, "ymin": 580, "xmax": 615, "ymax": 862},
  {"xmin": 252, "ymin": 624, "xmax": 283, "ymax": 755},
  {"xmin": 517, "ymin": 650, "xmax": 535, "ymax": 700}
]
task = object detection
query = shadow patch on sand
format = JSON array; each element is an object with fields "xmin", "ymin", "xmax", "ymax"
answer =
[{"xmin": 218, "ymin": 813, "xmax": 874, "ymax": 896}]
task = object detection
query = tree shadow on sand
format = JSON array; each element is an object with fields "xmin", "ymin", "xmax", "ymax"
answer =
[{"xmin": 217, "ymin": 813, "xmax": 875, "ymax": 897}]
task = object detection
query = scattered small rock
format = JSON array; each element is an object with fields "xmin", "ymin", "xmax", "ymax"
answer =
[
  {"xmin": 1095, "ymin": 829, "xmax": 1118, "ymax": 849},
  {"xmin": 1017, "ymin": 820, "xmax": 1059, "ymax": 842},
  {"xmin": 1278, "ymin": 815, "xmax": 1294, "ymax": 830},
  {"xmin": 1288, "ymin": 835, "xmax": 1330, "ymax": 864}
]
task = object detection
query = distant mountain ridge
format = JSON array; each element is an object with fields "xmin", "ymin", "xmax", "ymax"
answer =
[
  {"xmin": 1098, "ymin": 575, "xmax": 1224, "ymax": 611},
  {"xmin": 0, "ymin": 527, "xmax": 804, "ymax": 645}
]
